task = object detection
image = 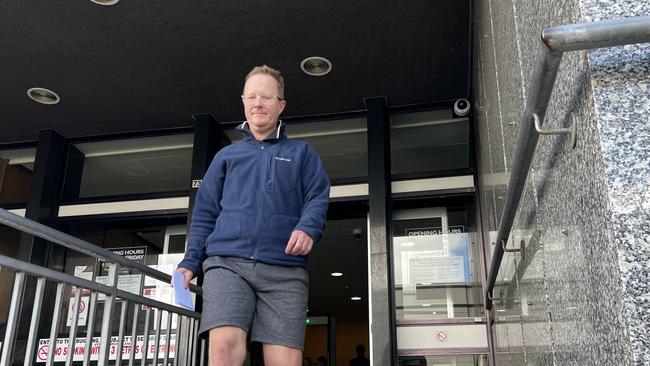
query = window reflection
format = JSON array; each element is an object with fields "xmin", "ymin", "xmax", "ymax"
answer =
[
  {"xmin": 391, "ymin": 110, "xmax": 471, "ymax": 177},
  {"xmin": 70, "ymin": 134, "xmax": 193, "ymax": 199}
]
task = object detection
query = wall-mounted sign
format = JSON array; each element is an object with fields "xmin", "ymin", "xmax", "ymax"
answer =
[
  {"xmin": 405, "ymin": 225, "xmax": 464, "ymax": 236},
  {"xmin": 36, "ymin": 335, "xmax": 176, "ymax": 363},
  {"xmin": 66, "ymin": 295, "xmax": 89, "ymax": 327},
  {"xmin": 192, "ymin": 179, "xmax": 202, "ymax": 188},
  {"xmin": 395, "ymin": 232, "xmax": 472, "ymax": 286},
  {"xmin": 97, "ymin": 247, "xmax": 147, "ymax": 276}
]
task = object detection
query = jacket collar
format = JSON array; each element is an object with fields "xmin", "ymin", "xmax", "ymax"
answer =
[{"xmin": 236, "ymin": 120, "xmax": 286, "ymax": 142}]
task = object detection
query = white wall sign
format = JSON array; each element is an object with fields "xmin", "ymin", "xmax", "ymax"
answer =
[
  {"xmin": 95, "ymin": 274, "xmax": 142, "ymax": 301},
  {"xmin": 66, "ymin": 295, "xmax": 89, "ymax": 327},
  {"xmin": 35, "ymin": 335, "xmax": 176, "ymax": 363}
]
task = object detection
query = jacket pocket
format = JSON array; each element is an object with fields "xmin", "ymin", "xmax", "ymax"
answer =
[
  {"xmin": 211, "ymin": 212, "xmax": 241, "ymax": 240},
  {"xmin": 263, "ymin": 214, "xmax": 300, "ymax": 250},
  {"xmin": 269, "ymin": 154, "xmax": 299, "ymax": 192}
]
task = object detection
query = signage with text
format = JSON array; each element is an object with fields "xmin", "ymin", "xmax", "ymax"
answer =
[{"xmin": 36, "ymin": 335, "xmax": 175, "ymax": 363}]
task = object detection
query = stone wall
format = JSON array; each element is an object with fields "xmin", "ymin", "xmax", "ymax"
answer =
[{"xmin": 473, "ymin": 0, "xmax": 649, "ymax": 364}]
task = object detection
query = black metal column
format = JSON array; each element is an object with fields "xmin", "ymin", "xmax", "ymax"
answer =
[
  {"xmin": 17, "ymin": 129, "xmax": 67, "ymax": 265},
  {"xmin": 328, "ymin": 315, "xmax": 337, "ymax": 366},
  {"xmin": 15, "ymin": 129, "xmax": 69, "ymax": 338},
  {"xmin": 365, "ymin": 96, "xmax": 397, "ymax": 366},
  {"xmin": 185, "ymin": 113, "xmax": 224, "ymax": 366},
  {"xmin": 187, "ymin": 114, "xmax": 224, "ymax": 228}
]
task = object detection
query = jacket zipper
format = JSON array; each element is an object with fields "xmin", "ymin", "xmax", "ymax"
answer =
[{"xmin": 250, "ymin": 142, "xmax": 265, "ymax": 259}]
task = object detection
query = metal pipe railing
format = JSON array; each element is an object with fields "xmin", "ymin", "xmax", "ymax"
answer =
[
  {"xmin": 0, "ymin": 207, "xmax": 203, "ymax": 366},
  {"xmin": 485, "ymin": 15, "xmax": 650, "ymax": 310},
  {"xmin": 0, "ymin": 208, "xmax": 202, "ymax": 295},
  {"xmin": 0, "ymin": 253, "xmax": 200, "ymax": 366}
]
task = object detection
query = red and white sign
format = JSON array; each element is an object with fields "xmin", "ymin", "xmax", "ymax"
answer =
[
  {"xmin": 66, "ymin": 296, "xmax": 89, "ymax": 327},
  {"xmin": 435, "ymin": 330, "xmax": 448, "ymax": 342},
  {"xmin": 36, "ymin": 335, "xmax": 175, "ymax": 363}
]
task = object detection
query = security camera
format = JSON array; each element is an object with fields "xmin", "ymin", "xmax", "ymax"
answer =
[
  {"xmin": 352, "ymin": 228, "xmax": 362, "ymax": 238},
  {"xmin": 453, "ymin": 98, "xmax": 471, "ymax": 117}
]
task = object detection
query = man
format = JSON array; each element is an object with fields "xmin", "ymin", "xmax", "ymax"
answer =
[
  {"xmin": 349, "ymin": 344, "xmax": 370, "ymax": 366},
  {"xmin": 176, "ymin": 65, "xmax": 330, "ymax": 366}
]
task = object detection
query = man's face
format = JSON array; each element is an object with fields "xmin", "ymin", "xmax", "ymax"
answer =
[{"xmin": 242, "ymin": 74, "xmax": 286, "ymax": 139}]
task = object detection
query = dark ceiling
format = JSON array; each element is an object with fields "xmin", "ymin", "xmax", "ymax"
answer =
[{"xmin": 1, "ymin": 0, "xmax": 470, "ymax": 143}]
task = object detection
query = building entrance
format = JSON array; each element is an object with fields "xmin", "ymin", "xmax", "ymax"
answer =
[{"xmin": 392, "ymin": 195, "xmax": 489, "ymax": 364}]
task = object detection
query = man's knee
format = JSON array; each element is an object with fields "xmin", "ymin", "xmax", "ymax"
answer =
[{"xmin": 209, "ymin": 326, "xmax": 247, "ymax": 365}]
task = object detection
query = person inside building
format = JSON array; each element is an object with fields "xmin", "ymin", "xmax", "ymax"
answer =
[
  {"xmin": 176, "ymin": 65, "xmax": 330, "ymax": 366},
  {"xmin": 349, "ymin": 344, "xmax": 370, "ymax": 366}
]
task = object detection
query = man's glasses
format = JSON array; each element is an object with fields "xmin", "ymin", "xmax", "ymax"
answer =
[{"xmin": 241, "ymin": 94, "xmax": 283, "ymax": 106}]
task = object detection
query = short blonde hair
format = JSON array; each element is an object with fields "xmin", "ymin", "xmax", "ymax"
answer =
[{"xmin": 244, "ymin": 65, "xmax": 285, "ymax": 98}]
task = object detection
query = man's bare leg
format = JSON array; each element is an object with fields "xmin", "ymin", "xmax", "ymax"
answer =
[
  {"xmin": 262, "ymin": 344, "xmax": 301, "ymax": 366},
  {"xmin": 209, "ymin": 326, "xmax": 247, "ymax": 366}
]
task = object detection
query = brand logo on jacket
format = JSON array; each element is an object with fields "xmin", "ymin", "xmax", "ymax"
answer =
[{"xmin": 275, "ymin": 157, "xmax": 291, "ymax": 162}]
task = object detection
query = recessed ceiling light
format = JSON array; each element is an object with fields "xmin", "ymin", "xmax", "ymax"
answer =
[
  {"xmin": 421, "ymin": 304, "xmax": 432, "ymax": 307},
  {"xmin": 300, "ymin": 56, "xmax": 332, "ymax": 76},
  {"xmin": 351, "ymin": 296, "xmax": 362, "ymax": 301},
  {"xmin": 89, "ymin": 0, "xmax": 119, "ymax": 5},
  {"xmin": 330, "ymin": 272, "xmax": 343, "ymax": 277},
  {"xmin": 431, "ymin": 311, "xmax": 437, "ymax": 315},
  {"xmin": 26, "ymin": 87, "xmax": 60, "ymax": 105},
  {"xmin": 496, "ymin": 309, "xmax": 506, "ymax": 312}
]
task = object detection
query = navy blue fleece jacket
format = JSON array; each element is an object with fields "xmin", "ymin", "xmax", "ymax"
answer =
[{"xmin": 178, "ymin": 122, "xmax": 330, "ymax": 275}]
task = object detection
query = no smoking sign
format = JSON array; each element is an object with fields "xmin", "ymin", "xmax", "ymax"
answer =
[
  {"xmin": 37, "ymin": 345, "xmax": 48, "ymax": 361},
  {"xmin": 435, "ymin": 330, "xmax": 448, "ymax": 342}
]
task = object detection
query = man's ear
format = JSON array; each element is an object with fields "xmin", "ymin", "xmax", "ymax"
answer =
[{"xmin": 279, "ymin": 99, "xmax": 287, "ymax": 114}]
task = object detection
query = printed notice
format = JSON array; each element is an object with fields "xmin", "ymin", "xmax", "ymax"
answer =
[{"xmin": 409, "ymin": 256, "xmax": 465, "ymax": 284}]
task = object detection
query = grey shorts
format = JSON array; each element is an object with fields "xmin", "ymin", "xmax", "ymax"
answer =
[{"xmin": 198, "ymin": 256, "xmax": 309, "ymax": 350}]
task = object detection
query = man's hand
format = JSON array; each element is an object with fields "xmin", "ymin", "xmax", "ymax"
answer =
[
  {"xmin": 285, "ymin": 230, "xmax": 314, "ymax": 256},
  {"xmin": 173, "ymin": 268, "xmax": 194, "ymax": 289}
]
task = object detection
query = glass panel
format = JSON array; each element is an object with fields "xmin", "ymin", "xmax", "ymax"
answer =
[
  {"xmin": 73, "ymin": 134, "xmax": 193, "ymax": 198},
  {"xmin": 393, "ymin": 195, "xmax": 483, "ymax": 320},
  {"xmin": 0, "ymin": 147, "xmax": 35, "ymax": 206},
  {"xmin": 225, "ymin": 118, "xmax": 368, "ymax": 182},
  {"xmin": 398, "ymin": 354, "xmax": 490, "ymax": 366},
  {"xmin": 391, "ymin": 110, "xmax": 470, "ymax": 176}
]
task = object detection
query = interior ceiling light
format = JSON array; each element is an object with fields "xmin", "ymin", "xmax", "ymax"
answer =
[
  {"xmin": 26, "ymin": 87, "xmax": 60, "ymax": 105},
  {"xmin": 300, "ymin": 56, "xmax": 332, "ymax": 76},
  {"xmin": 351, "ymin": 296, "xmax": 362, "ymax": 301},
  {"xmin": 89, "ymin": 0, "xmax": 119, "ymax": 5},
  {"xmin": 330, "ymin": 272, "xmax": 343, "ymax": 277}
]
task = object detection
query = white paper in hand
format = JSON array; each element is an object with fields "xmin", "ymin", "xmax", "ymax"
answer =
[{"xmin": 172, "ymin": 270, "xmax": 195, "ymax": 311}]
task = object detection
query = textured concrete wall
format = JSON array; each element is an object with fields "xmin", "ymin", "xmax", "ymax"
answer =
[{"xmin": 473, "ymin": 0, "xmax": 649, "ymax": 365}]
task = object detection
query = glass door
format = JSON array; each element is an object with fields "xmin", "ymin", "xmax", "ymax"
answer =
[{"xmin": 391, "ymin": 195, "xmax": 488, "ymax": 361}]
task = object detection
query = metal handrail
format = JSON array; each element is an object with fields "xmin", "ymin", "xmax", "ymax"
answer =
[
  {"xmin": 0, "ymin": 208, "xmax": 202, "ymax": 295},
  {"xmin": 485, "ymin": 15, "xmax": 650, "ymax": 310},
  {"xmin": 0, "ymin": 254, "xmax": 199, "ymax": 318},
  {"xmin": 0, "ymin": 207, "xmax": 206, "ymax": 366}
]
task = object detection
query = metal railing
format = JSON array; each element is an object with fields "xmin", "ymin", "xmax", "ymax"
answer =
[
  {"xmin": 485, "ymin": 15, "xmax": 650, "ymax": 310},
  {"xmin": 0, "ymin": 208, "xmax": 205, "ymax": 366}
]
